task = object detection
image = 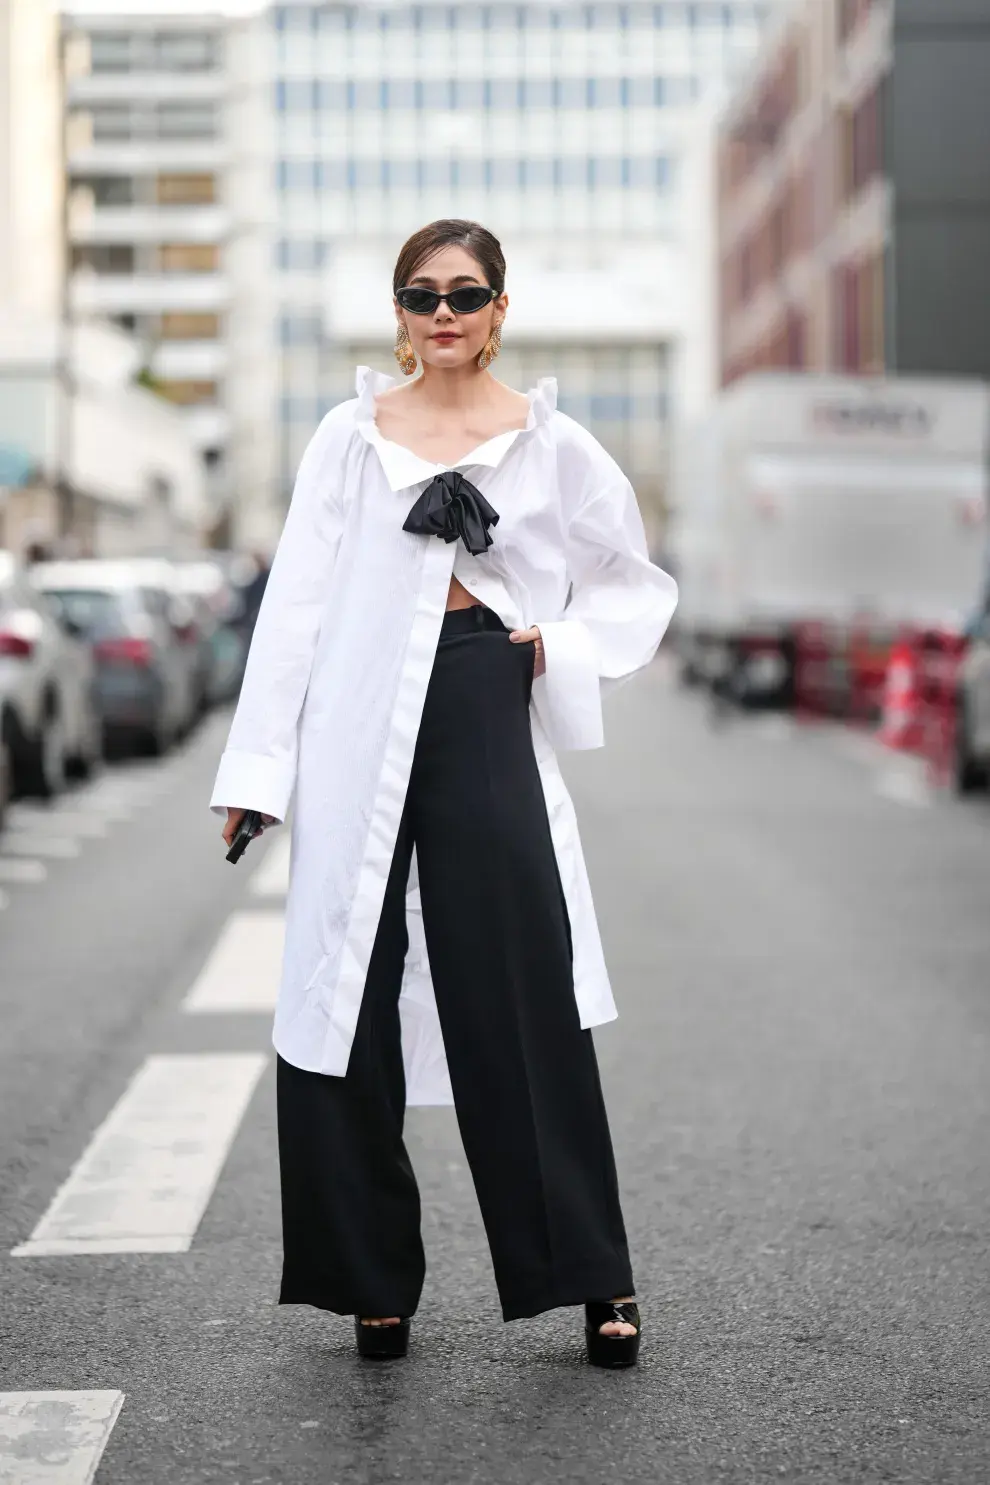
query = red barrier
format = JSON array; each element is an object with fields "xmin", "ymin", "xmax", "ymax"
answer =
[
  {"xmin": 877, "ymin": 632, "xmax": 923, "ymax": 751},
  {"xmin": 794, "ymin": 620, "xmax": 848, "ymax": 719},
  {"xmin": 914, "ymin": 629, "xmax": 967, "ymax": 785}
]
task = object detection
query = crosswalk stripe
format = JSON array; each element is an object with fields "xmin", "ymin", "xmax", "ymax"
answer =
[
  {"xmin": 248, "ymin": 835, "xmax": 291, "ymax": 898},
  {"xmin": 0, "ymin": 859, "xmax": 48, "ymax": 885},
  {"xmin": 0, "ymin": 1390, "xmax": 124, "ymax": 1485},
  {"xmin": 876, "ymin": 768, "xmax": 932, "ymax": 808},
  {"xmin": 181, "ymin": 912, "xmax": 283, "ymax": 1014},
  {"xmin": 1, "ymin": 837, "xmax": 80, "ymax": 860},
  {"xmin": 11, "ymin": 1054, "xmax": 266, "ymax": 1257},
  {"xmin": 7, "ymin": 811, "xmax": 108, "ymax": 839}
]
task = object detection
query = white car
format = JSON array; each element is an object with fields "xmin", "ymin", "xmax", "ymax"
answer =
[{"xmin": 0, "ymin": 551, "xmax": 102, "ymax": 816}]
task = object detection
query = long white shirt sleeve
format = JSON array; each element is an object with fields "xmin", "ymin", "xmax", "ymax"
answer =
[
  {"xmin": 535, "ymin": 416, "xmax": 678, "ymax": 751},
  {"xmin": 210, "ymin": 403, "xmax": 349, "ymax": 821}
]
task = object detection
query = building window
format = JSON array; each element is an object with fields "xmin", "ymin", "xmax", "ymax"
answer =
[
  {"xmin": 488, "ymin": 77, "xmax": 521, "ymax": 109},
  {"xmin": 522, "ymin": 77, "xmax": 553, "ymax": 108},
  {"xmin": 591, "ymin": 77, "xmax": 624, "ymax": 108},
  {"xmin": 275, "ymin": 238, "xmax": 326, "ymax": 271},
  {"xmin": 157, "ymin": 380, "xmax": 218, "ymax": 406},
  {"xmin": 89, "ymin": 33, "xmax": 133, "ymax": 73},
  {"xmin": 316, "ymin": 79, "xmax": 348, "ymax": 109},
  {"xmin": 156, "ymin": 103, "xmax": 217, "ymax": 140},
  {"xmin": 844, "ymin": 81, "xmax": 883, "ymax": 200},
  {"xmin": 277, "ymin": 159, "xmax": 320, "ymax": 192},
  {"xmin": 154, "ymin": 32, "xmax": 219, "ymax": 72},
  {"xmin": 160, "ymin": 312, "xmax": 220, "ymax": 339},
  {"xmin": 71, "ymin": 244, "xmax": 135, "ymax": 274},
  {"xmin": 156, "ymin": 173, "xmax": 216, "ymax": 205},
  {"xmin": 159, "ymin": 243, "xmax": 220, "ymax": 272},
  {"xmin": 279, "ymin": 312, "xmax": 324, "ymax": 345},
  {"xmin": 557, "ymin": 77, "xmax": 587, "ymax": 108},
  {"xmin": 89, "ymin": 105, "xmax": 132, "ymax": 141},
  {"xmin": 79, "ymin": 175, "xmax": 134, "ymax": 206}
]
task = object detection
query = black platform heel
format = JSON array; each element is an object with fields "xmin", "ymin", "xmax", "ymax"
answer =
[
  {"xmin": 354, "ymin": 1317, "xmax": 411, "ymax": 1359},
  {"xmin": 585, "ymin": 1300, "xmax": 641, "ymax": 1369}
]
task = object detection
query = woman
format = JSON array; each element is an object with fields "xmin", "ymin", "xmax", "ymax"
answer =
[{"xmin": 212, "ymin": 219, "xmax": 677, "ymax": 1368}]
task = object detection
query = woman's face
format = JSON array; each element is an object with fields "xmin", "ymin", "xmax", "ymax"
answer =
[{"xmin": 394, "ymin": 244, "xmax": 507, "ymax": 372}]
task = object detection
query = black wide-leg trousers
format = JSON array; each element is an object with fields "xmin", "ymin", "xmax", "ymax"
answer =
[{"xmin": 276, "ymin": 604, "xmax": 634, "ymax": 1322}]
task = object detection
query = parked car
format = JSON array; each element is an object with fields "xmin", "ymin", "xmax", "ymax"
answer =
[
  {"xmin": 956, "ymin": 606, "xmax": 990, "ymax": 793},
  {"xmin": 0, "ymin": 551, "xmax": 102, "ymax": 806},
  {"xmin": 170, "ymin": 557, "xmax": 248, "ymax": 705},
  {"xmin": 30, "ymin": 560, "xmax": 198, "ymax": 757}
]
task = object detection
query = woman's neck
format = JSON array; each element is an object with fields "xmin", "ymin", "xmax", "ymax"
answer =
[{"xmin": 404, "ymin": 365, "xmax": 497, "ymax": 411}]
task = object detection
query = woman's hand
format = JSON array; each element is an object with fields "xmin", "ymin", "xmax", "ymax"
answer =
[
  {"xmin": 222, "ymin": 806, "xmax": 276, "ymax": 848},
  {"xmin": 509, "ymin": 625, "xmax": 545, "ymax": 679}
]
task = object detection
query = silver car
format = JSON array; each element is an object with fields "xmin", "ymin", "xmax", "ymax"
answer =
[
  {"xmin": 31, "ymin": 560, "xmax": 198, "ymax": 757},
  {"xmin": 0, "ymin": 551, "xmax": 102, "ymax": 813},
  {"xmin": 956, "ymin": 607, "xmax": 990, "ymax": 793}
]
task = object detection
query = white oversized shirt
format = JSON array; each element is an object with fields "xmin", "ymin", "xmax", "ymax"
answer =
[{"xmin": 210, "ymin": 366, "xmax": 678, "ymax": 1105}]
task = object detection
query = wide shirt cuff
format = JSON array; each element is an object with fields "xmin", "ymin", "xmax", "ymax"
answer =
[
  {"xmin": 533, "ymin": 618, "xmax": 604, "ymax": 751},
  {"xmin": 209, "ymin": 748, "xmax": 295, "ymax": 822}
]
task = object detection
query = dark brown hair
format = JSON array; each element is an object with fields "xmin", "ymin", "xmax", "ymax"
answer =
[{"xmin": 392, "ymin": 219, "xmax": 506, "ymax": 296}]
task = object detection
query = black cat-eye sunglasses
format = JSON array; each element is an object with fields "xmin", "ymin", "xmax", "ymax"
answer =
[{"xmin": 395, "ymin": 285, "xmax": 499, "ymax": 315}]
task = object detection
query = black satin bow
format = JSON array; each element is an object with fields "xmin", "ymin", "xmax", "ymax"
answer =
[{"xmin": 402, "ymin": 470, "xmax": 500, "ymax": 557}]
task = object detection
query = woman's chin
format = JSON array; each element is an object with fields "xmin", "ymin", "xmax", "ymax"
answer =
[{"xmin": 421, "ymin": 344, "xmax": 480, "ymax": 369}]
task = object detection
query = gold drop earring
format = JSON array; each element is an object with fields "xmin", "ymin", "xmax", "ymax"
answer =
[
  {"xmin": 394, "ymin": 323, "xmax": 417, "ymax": 376},
  {"xmin": 478, "ymin": 320, "xmax": 502, "ymax": 370}
]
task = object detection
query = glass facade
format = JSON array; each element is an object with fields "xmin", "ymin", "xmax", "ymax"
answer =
[{"xmin": 271, "ymin": 0, "xmax": 773, "ymax": 502}]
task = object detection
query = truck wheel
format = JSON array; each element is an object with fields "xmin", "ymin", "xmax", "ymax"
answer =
[
  {"xmin": 955, "ymin": 702, "xmax": 988, "ymax": 795},
  {"xmin": 0, "ymin": 722, "xmax": 12, "ymax": 832}
]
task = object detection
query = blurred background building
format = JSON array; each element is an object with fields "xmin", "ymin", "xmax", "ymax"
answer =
[
  {"xmin": 718, "ymin": 0, "xmax": 990, "ymax": 387},
  {"xmin": 62, "ymin": 0, "xmax": 276, "ymax": 548},
  {"xmin": 270, "ymin": 0, "xmax": 778, "ymax": 547},
  {"xmin": 0, "ymin": 0, "xmax": 207, "ymax": 556}
]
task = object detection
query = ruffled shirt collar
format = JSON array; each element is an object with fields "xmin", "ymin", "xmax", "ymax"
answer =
[{"xmin": 354, "ymin": 364, "xmax": 558, "ymax": 493}]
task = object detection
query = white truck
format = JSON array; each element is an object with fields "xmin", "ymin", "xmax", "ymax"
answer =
[{"xmin": 667, "ymin": 372, "xmax": 990, "ymax": 706}]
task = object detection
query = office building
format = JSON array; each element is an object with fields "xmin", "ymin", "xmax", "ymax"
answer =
[
  {"xmin": 271, "ymin": 0, "xmax": 776, "ymax": 540},
  {"xmin": 718, "ymin": 0, "xmax": 990, "ymax": 386},
  {"xmin": 63, "ymin": 5, "xmax": 277, "ymax": 546}
]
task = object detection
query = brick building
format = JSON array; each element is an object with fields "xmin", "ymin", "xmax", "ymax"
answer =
[{"xmin": 717, "ymin": 0, "xmax": 990, "ymax": 387}]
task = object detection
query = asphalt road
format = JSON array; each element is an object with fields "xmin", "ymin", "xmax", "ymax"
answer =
[{"xmin": 1, "ymin": 666, "xmax": 988, "ymax": 1485}]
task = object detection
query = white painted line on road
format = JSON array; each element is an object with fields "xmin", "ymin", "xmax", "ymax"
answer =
[
  {"xmin": 0, "ymin": 859, "xmax": 48, "ymax": 885},
  {"xmin": 750, "ymin": 715, "xmax": 796, "ymax": 742},
  {"xmin": 11, "ymin": 1053, "xmax": 266, "ymax": 1257},
  {"xmin": 1, "ymin": 837, "xmax": 80, "ymax": 860},
  {"xmin": 8, "ymin": 811, "xmax": 108, "ymax": 838},
  {"xmin": 0, "ymin": 1390, "xmax": 124, "ymax": 1485},
  {"xmin": 248, "ymin": 835, "xmax": 291, "ymax": 898},
  {"xmin": 876, "ymin": 768, "xmax": 933, "ymax": 809},
  {"xmin": 181, "ymin": 912, "xmax": 284, "ymax": 1013},
  {"xmin": 827, "ymin": 728, "xmax": 891, "ymax": 767}
]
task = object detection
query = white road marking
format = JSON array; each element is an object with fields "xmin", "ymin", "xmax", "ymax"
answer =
[
  {"xmin": 0, "ymin": 858, "xmax": 48, "ymax": 884},
  {"xmin": 0, "ymin": 1390, "xmax": 124, "ymax": 1485},
  {"xmin": 181, "ymin": 912, "xmax": 284, "ymax": 1013},
  {"xmin": 7, "ymin": 811, "xmax": 108, "ymax": 838},
  {"xmin": 828, "ymin": 729, "xmax": 892, "ymax": 766},
  {"xmin": 750, "ymin": 715, "xmax": 796, "ymax": 742},
  {"xmin": 876, "ymin": 768, "xmax": 933, "ymax": 809},
  {"xmin": 1, "ymin": 836, "xmax": 80, "ymax": 860},
  {"xmin": 248, "ymin": 835, "xmax": 291, "ymax": 898},
  {"xmin": 11, "ymin": 1054, "xmax": 266, "ymax": 1257}
]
